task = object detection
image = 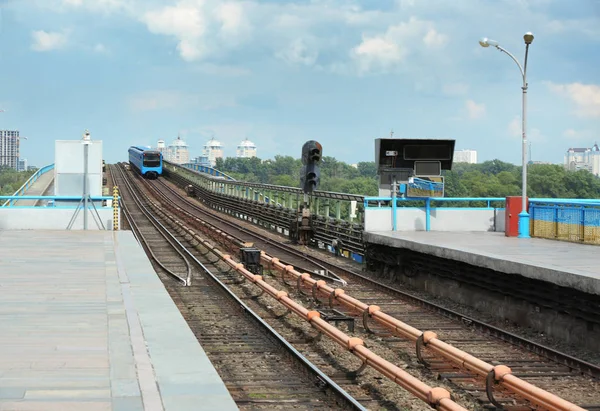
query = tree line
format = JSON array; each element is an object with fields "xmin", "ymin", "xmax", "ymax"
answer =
[
  {"xmin": 0, "ymin": 167, "xmax": 36, "ymax": 196},
  {"xmin": 215, "ymin": 156, "xmax": 600, "ymax": 199}
]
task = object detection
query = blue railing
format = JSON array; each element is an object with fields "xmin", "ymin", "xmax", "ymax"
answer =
[
  {"xmin": 180, "ymin": 163, "xmax": 236, "ymax": 181},
  {"xmin": 364, "ymin": 197, "xmax": 505, "ymax": 231},
  {"xmin": 0, "ymin": 195, "xmax": 116, "ymax": 208},
  {"xmin": 1, "ymin": 163, "xmax": 55, "ymax": 207},
  {"xmin": 529, "ymin": 198, "xmax": 600, "ymax": 244}
]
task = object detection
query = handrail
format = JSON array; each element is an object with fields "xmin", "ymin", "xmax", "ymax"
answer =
[
  {"xmin": 530, "ymin": 198, "xmax": 600, "ymax": 206},
  {"xmin": 0, "ymin": 195, "xmax": 117, "ymax": 208},
  {"xmin": 0, "ymin": 196, "xmax": 115, "ymax": 201},
  {"xmin": 168, "ymin": 161, "xmax": 365, "ymax": 202},
  {"xmin": 1, "ymin": 163, "xmax": 55, "ymax": 207},
  {"xmin": 180, "ymin": 162, "xmax": 237, "ymax": 181}
]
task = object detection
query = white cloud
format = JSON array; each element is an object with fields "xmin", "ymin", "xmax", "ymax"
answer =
[
  {"xmin": 423, "ymin": 28, "xmax": 448, "ymax": 48},
  {"xmin": 277, "ymin": 38, "xmax": 319, "ymax": 66},
  {"xmin": 142, "ymin": 4, "xmax": 207, "ymax": 61},
  {"xmin": 60, "ymin": 0, "xmax": 133, "ymax": 13},
  {"xmin": 563, "ymin": 129, "xmax": 594, "ymax": 141},
  {"xmin": 30, "ymin": 30, "xmax": 69, "ymax": 51},
  {"xmin": 215, "ymin": 2, "xmax": 248, "ymax": 38},
  {"xmin": 140, "ymin": 1, "xmax": 252, "ymax": 62},
  {"xmin": 508, "ymin": 116, "xmax": 521, "ymax": 137},
  {"xmin": 442, "ymin": 83, "xmax": 469, "ymax": 96},
  {"xmin": 466, "ymin": 99, "xmax": 485, "ymax": 119},
  {"xmin": 127, "ymin": 90, "xmax": 237, "ymax": 112},
  {"xmin": 351, "ymin": 36, "xmax": 404, "ymax": 74},
  {"xmin": 508, "ymin": 115, "xmax": 545, "ymax": 142},
  {"xmin": 350, "ymin": 17, "xmax": 448, "ymax": 75},
  {"xmin": 192, "ymin": 63, "xmax": 251, "ymax": 77},
  {"xmin": 548, "ymin": 82, "xmax": 600, "ymax": 118}
]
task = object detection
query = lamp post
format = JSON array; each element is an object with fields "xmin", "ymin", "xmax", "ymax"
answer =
[{"xmin": 479, "ymin": 32, "xmax": 534, "ymax": 238}]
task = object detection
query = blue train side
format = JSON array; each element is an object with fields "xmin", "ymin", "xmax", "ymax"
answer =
[{"xmin": 128, "ymin": 146, "xmax": 163, "ymax": 179}]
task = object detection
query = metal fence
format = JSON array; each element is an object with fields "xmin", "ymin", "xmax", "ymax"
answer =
[{"xmin": 530, "ymin": 199, "xmax": 600, "ymax": 244}]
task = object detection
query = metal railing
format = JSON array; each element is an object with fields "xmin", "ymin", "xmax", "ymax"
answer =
[
  {"xmin": 364, "ymin": 197, "xmax": 506, "ymax": 231},
  {"xmin": 529, "ymin": 199, "xmax": 600, "ymax": 244},
  {"xmin": 0, "ymin": 195, "xmax": 116, "ymax": 208},
  {"xmin": 1, "ymin": 163, "xmax": 55, "ymax": 207},
  {"xmin": 180, "ymin": 162, "xmax": 236, "ymax": 181},
  {"xmin": 167, "ymin": 161, "xmax": 364, "ymax": 223}
]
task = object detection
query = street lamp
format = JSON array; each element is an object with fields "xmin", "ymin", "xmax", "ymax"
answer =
[{"xmin": 479, "ymin": 32, "xmax": 534, "ymax": 238}]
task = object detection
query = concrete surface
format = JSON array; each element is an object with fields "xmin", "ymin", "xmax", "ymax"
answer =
[
  {"xmin": 364, "ymin": 231, "xmax": 600, "ymax": 296},
  {"xmin": 365, "ymin": 207, "xmax": 505, "ymax": 232},
  {"xmin": 10, "ymin": 172, "xmax": 54, "ymax": 206},
  {"xmin": 0, "ymin": 208, "xmax": 117, "ymax": 230},
  {"xmin": 0, "ymin": 230, "xmax": 237, "ymax": 411}
]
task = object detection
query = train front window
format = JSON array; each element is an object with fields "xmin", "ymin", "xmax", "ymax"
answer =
[{"xmin": 143, "ymin": 152, "xmax": 161, "ymax": 167}]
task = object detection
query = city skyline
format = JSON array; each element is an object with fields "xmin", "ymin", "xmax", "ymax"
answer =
[{"xmin": 1, "ymin": 1, "xmax": 598, "ymax": 168}]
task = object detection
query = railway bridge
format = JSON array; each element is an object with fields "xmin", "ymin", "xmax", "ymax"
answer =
[{"xmin": 0, "ymin": 139, "xmax": 599, "ymax": 410}]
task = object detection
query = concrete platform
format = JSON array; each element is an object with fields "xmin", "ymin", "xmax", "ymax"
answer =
[
  {"xmin": 0, "ymin": 230, "xmax": 237, "ymax": 411},
  {"xmin": 364, "ymin": 231, "xmax": 600, "ymax": 296},
  {"xmin": 11, "ymin": 172, "xmax": 54, "ymax": 206}
]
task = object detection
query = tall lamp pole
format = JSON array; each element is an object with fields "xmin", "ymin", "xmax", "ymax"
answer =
[{"xmin": 479, "ymin": 32, "xmax": 534, "ymax": 238}]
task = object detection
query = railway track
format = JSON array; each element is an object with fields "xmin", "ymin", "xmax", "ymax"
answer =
[
  {"xmin": 151, "ymin": 177, "xmax": 346, "ymax": 285},
  {"xmin": 154, "ymin": 170, "xmax": 600, "ymax": 410},
  {"xmin": 110, "ymin": 164, "xmax": 366, "ymax": 410}
]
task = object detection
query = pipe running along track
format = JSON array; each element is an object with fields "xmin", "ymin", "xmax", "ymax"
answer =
[{"xmin": 138, "ymin": 166, "xmax": 594, "ymax": 411}]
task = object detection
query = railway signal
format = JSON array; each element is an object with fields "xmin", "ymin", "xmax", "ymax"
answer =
[{"xmin": 300, "ymin": 140, "xmax": 322, "ymax": 194}]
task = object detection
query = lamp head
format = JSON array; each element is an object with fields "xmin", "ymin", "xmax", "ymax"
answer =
[
  {"xmin": 523, "ymin": 32, "xmax": 534, "ymax": 45},
  {"xmin": 479, "ymin": 37, "xmax": 499, "ymax": 48}
]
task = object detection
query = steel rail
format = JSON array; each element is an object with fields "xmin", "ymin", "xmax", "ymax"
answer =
[
  {"xmin": 153, "ymin": 178, "xmax": 347, "ymax": 285},
  {"xmin": 117, "ymin": 163, "xmax": 368, "ymax": 411},
  {"xmin": 113, "ymin": 165, "xmax": 190, "ymax": 286},
  {"xmin": 151, "ymin": 168, "xmax": 599, "ymax": 409}
]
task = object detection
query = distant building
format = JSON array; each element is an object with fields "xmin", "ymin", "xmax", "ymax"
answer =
[
  {"xmin": 203, "ymin": 138, "xmax": 224, "ymax": 167},
  {"xmin": 156, "ymin": 139, "xmax": 166, "ymax": 155},
  {"xmin": 190, "ymin": 156, "xmax": 211, "ymax": 167},
  {"xmin": 164, "ymin": 136, "xmax": 190, "ymax": 165},
  {"xmin": 17, "ymin": 158, "xmax": 27, "ymax": 172},
  {"xmin": 0, "ymin": 130, "xmax": 20, "ymax": 169},
  {"xmin": 564, "ymin": 144, "xmax": 600, "ymax": 176},
  {"xmin": 236, "ymin": 138, "xmax": 257, "ymax": 158},
  {"xmin": 453, "ymin": 149, "xmax": 477, "ymax": 164}
]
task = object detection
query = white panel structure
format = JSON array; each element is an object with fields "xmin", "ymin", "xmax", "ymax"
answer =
[{"xmin": 54, "ymin": 139, "xmax": 103, "ymax": 198}]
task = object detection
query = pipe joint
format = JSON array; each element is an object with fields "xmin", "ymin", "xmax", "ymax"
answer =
[
  {"xmin": 493, "ymin": 365, "xmax": 512, "ymax": 381},
  {"xmin": 367, "ymin": 305, "xmax": 381, "ymax": 315},
  {"xmin": 285, "ymin": 265, "xmax": 295, "ymax": 272},
  {"xmin": 428, "ymin": 387, "xmax": 451, "ymax": 407},
  {"xmin": 422, "ymin": 331, "xmax": 438, "ymax": 344},
  {"xmin": 334, "ymin": 289, "xmax": 345, "ymax": 297},
  {"xmin": 307, "ymin": 311, "xmax": 321, "ymax": 321},
  {"xmin": 275, "ymin": 291, "xmax": 288, "ymax": 300},
  {"xmin": 347, "ymin": 337, "xmax": 364, "ymax": 351}
]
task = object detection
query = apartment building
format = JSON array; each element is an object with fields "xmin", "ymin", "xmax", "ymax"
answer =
[{"xmin": 0, "ymin": 130, "xmax": 20, "ymax": 169}]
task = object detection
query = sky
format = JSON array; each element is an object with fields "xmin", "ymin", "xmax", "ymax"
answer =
[{"xmin": 0, "ymin": 0, "xmax": 599, "ymax": 168}]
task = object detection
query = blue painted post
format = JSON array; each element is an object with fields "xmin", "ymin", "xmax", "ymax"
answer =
[
  {"xmin": 392, "ymin": 196, "xmax": 397, "ymax": 231},
  {"xmin": 425, "ymin": 198, "xmax": 431, "ymax": 231}
]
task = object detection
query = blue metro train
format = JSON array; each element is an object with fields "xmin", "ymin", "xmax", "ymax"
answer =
[{"xmin": 128, "ymin": 146, "xmax": 163, "ymax": 179}]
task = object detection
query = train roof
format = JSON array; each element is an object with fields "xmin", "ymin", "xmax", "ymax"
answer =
[{"xmin": 129, "ymin": 146, "xmax": 161, "ymax": 153}]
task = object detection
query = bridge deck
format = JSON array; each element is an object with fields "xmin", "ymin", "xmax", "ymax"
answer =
[
  {"xmin": 363, "ymin": 231, "xmax": 600, "ymax": 296},
  {"xmin": 0, "ymin": 230, "xmax": 237, "ymax": 411},
  {"xmin": 10, "ymin": 172, "xmax": 54, "ymax": 206}
]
